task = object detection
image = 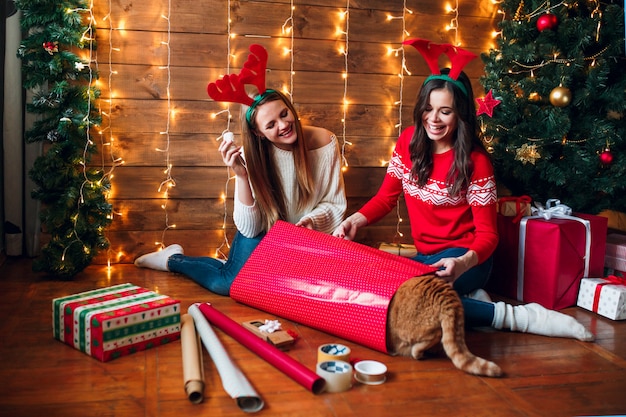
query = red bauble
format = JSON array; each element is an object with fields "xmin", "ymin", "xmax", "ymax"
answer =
[
  {"xmin": 600, "ymin": 149, "xmax": 614, "ymax": 165},
  {"xmin": 536, "ymin": 13, "xmax": 559, "ymax": 31}
]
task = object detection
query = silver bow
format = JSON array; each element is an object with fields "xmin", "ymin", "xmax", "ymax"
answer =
[{"xmin": 532, "ymin": 198, "xmax": 572, "ymax": 220}]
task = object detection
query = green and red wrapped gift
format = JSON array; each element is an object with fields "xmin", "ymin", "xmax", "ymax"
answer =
[{"xmin": 53, "ymin": 283, "xmax": 181, "ymax": 361}]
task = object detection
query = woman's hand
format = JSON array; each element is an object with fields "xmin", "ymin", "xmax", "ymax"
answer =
[
  {"xmin": 295, "ymin": 218, "xmax": 314, "ymax": 229},
  {"xmin": 219, "ymin": 136, "xmax": 247, "ymax": 177},
  {"xmin": 432, "ymin": 250, "xmax": 478, "ymax": 284},
  {"xmin": 332, "ymin": 212, "xmax": 367, "ymax": 240}
]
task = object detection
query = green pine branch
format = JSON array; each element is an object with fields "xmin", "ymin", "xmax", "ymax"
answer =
[{"xmin": 16, "ymin": 0, "xmax": 111, "ymax": 277}]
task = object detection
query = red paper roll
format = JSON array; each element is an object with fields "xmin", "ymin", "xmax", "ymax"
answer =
[{"xmin": 197, "ymin": 303, "xmax": 326, "ymax": 394}]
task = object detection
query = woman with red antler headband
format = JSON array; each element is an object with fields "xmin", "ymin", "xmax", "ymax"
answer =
[
  {"xmin": 334, "ymin": 39, "xmax": 593, "ymax": 342},
  {"xmin": 135, "ymin": 44, "xmax": 346, "ymax": 295}
]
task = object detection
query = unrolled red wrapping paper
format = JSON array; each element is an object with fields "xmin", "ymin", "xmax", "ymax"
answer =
[
  {"xmin": 197, "ymin": 302, "xmax": 326, "ymax": 394},
  {"xmin": 230, "ymin": 220, "xmax": 437, "ymax": 353},
  {"xmin": 188, "ymin": 304, "xmax": 264, "ymax": 412}
]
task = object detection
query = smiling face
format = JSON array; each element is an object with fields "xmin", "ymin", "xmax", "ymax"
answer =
[
  {"xmin": 253, "ymin": 98, "xmax": 298, "ymax": 150},
  {"xmin": 421, "ymin": 88, "xmax": 458, "ymax": 153}
]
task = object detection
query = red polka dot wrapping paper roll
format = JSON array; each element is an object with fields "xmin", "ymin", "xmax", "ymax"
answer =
[{"xmin": 230, "ymin": 221, "xmax": 437, "ymax": 353}]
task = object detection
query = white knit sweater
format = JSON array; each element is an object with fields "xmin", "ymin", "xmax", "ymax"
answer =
[{"xmin": 233, "ymin": 135, "xmax": 347, "ymax": 238}]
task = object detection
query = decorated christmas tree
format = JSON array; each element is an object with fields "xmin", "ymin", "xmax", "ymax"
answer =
[
  {"xmin": 16, "ymin": 0, "xmax": 111, "ymax": 277},
  {"xmin": 479, "ymin": 0, "xmax": 625, "ymax": 213}
]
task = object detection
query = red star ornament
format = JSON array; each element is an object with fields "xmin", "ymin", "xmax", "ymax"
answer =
[{"xmin": 476, "ymin": 90, "xmax": 501, "ymax": 117}]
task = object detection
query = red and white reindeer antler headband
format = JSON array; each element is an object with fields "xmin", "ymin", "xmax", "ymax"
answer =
[
  {"xmin": 403, "ymin": 38, "xmax": 477, "ymax": 96},
  {"xmin": 207, "ymin": 44, "xmax": 275, "ymax": 125}
]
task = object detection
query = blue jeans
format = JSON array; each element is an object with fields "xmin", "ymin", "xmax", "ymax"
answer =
[
  {"xmin": 412, "ymin": 248, "xmax": 495, "ymax": 327},
  {"xmin": 167, "ymin": 231, "xmax": 264, "ymax": 296}
]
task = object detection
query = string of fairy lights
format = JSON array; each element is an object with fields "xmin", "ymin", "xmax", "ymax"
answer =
[
  {"xmin": 59, "ymin": 4, "xmax": 99, "ymax": 264},
  {"xmin": 55, "ymin": 1, "xmax": 130, "ymax": 269},
  {"xmin": 60, "ymin": 3, "xmax": 126, "ymax": 266},
  {"xmin": 446, "ymin": 0, "xmax": 461, "ymax": 46},
  {"xmin": 337, "ymin": 3, "xmax": 350, "ymax": 169},
  {"xmin": 213, "ymin": 0, "xmax": 235, "ymax": 260},
  {"xmin": 88, "ymin": 1, "xmax": 482, "ymax": 265},
  {"xmin": 154, "ymin": 0, "xmax": 175, "ymax": 251},
  {"xmin": 282, "ymin": 0, "xmax": 296, "ymax": 98},
  {"xmin": 99, "ymin": 0, "xmax": 124, "ymax": 270},
  {"xmin": 385, "ymin": 0, "xmax": 413, "ymax": 241},
  {"xmin": 386, "ymin": 2, "xmax": 413, "ymax": 141}
]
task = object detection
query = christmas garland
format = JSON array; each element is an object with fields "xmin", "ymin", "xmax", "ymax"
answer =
[{"xmin": 16, "ymin": 0, "xmax": 111, "ymax": 277}]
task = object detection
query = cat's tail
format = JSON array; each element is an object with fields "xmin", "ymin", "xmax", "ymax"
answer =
[{"xmin": 440, "ymin": 307, "xmax": 503, "ymax": 377}]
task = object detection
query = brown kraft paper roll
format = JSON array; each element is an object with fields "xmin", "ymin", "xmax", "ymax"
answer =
[{"xmin": 181, "ymin": 313, "xmax": 205, "ymax": 403}]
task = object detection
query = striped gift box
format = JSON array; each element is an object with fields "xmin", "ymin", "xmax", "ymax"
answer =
[{"xmin": 53, "ymin": 283, "xmax": 181, "ymax": 361}]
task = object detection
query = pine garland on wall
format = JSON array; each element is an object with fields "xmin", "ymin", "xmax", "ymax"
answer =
[{"xmin": 16, "ymin": 0, "xmax": 111, "ymax": 277}]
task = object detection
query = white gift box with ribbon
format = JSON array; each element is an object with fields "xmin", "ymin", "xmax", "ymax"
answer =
[{"xmin": 577, "ymin": 276, "xmax": 626, "ymax": 320}]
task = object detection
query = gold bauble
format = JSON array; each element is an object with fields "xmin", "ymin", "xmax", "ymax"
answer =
[
  {"xmin": 528, "ymin": 92, "xmax": 542, "ymax": 102},
  {"xmin": 549, "ymin": 86, "xmax": 572, "ymax": 107}
]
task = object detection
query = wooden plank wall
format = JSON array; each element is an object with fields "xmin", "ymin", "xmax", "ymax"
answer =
[{"xmin": 89, "ymin": 0, "xmax": 500, "ymax": 264}]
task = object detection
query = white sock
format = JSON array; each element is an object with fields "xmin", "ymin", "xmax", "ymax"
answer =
[
  {"xmin": 466, "ymin": 288, "xmax": 492, "ymax": 303},
  {"xmin": 492, "ymin": 301, "xmax": 594, "ymax": 342},
  {"xmin": 134, "ymin": 244, "xmax": 184, "ymax": 272}
]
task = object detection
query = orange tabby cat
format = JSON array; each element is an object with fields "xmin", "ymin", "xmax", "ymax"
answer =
[{"xmin": 387, "ymin": 274, "xmax": 503, "ymax": 377}]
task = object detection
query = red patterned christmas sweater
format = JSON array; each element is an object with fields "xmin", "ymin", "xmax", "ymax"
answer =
[{"xmin": 359, "ymin": 126, "xmax": 498, "ymax": 264}]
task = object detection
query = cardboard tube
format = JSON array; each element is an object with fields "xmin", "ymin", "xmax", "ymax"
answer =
[
  {"xmin": 181, "ymin": 314, "xmax": 205, "ymax": 404},
  {"xmin": 188, "ymin": 304, "xmax": 264, "ymax": 413}
]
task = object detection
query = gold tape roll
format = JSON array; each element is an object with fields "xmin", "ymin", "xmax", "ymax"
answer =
[
  {"xmin": 316, "ymin": 360, "xmax": 353, "ymax": 393},
  {"xmin": 317, "ymin": 343, "xmax": 351, "ymax": 363}
]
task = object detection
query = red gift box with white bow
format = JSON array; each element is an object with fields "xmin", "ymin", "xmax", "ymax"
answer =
[{"xmin": 490, "ymin": 200, "xmax": 607, "ymax": 310}]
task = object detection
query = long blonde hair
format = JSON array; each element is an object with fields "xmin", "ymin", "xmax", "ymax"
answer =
[{"xmin": 241, "ymin": 90, "xmax": 315, "ymax": 232}]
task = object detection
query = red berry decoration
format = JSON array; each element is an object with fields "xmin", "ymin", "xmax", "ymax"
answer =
[
  {"xmin": 536, "ymin": 13, "xmax": 559, "ymax": 31},
  {"xmin": 600, "ymin": 148, "xmax": 614, "ymax": 165}
]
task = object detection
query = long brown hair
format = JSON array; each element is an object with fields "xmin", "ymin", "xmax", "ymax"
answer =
[
  {"xmin": 409, "ymin": 69, "xmax": 485, "ymax": 197},
  {"xmin": 241, "ymin": 90, "xmax": 315, "ymax": 232}
]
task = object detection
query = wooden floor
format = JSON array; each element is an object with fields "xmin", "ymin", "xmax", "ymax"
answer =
[{"xmin": 1, "ymin": 256, "xmax": 625, "ymax": 417}]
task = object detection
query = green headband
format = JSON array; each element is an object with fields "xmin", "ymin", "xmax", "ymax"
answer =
[
  {"xmin": 245, "ymin": 89, "xmax": 276, "ymax": 125},
  {"xmin": 424, "ymin": 74, "xmax": 468, "ymax": 96}
]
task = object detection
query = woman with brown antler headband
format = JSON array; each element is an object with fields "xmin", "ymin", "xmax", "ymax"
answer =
[
  {"xmin": 135, "ymin": 44, "xmax": 347, "ymax": 295},
  {"xmin": 334, "ymin": 39, "xmax": 594, "ymax": 342}
]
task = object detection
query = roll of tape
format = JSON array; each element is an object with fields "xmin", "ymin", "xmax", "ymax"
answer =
[
  {"xmin": 354, "ymin": 360, "xmax": 387, "ymax": 385},
  {"xmin": 316, "ymin": 360, "xmax": 353, "ymax": 393},
  {"xmin": 317, "ymin": 343, "xmax": 351, "ymax": 363}
]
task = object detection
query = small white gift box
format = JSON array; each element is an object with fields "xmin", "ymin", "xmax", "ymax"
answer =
[{"xmin": 577, "ymin": 277, "xmax": 626, "ymax": 320}]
